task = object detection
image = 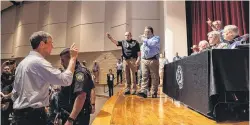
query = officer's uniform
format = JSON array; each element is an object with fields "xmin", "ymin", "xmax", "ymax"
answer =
[{"xmin": 58, "ymin": 62, "xmax": 95, "ymax": 125}]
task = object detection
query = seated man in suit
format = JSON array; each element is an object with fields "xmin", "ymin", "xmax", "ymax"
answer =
[{"xmin": 223, "ymin": 25, "xmax": 248, "ymax": 49}]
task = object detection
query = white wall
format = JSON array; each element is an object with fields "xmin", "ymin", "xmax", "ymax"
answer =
[
  {"xmin": 1, "ymin": 1, "xmax": 188, "ymax": 60},
  {"xmin": 164, "ymin": 1, "xmax": 188, "ymax": 61}
]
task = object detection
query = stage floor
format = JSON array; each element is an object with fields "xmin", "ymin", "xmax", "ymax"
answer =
[{"xmin": 92, "ymin": 87, "xmax": 249, "ymax": 125}]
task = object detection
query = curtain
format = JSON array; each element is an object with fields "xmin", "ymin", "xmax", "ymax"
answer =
[{"xmin": 186, "ymin": 1, "xmax": 249, "ymax": 47}]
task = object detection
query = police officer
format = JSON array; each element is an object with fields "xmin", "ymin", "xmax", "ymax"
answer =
[{"xmin": 58, "ymin": 48, "xmax": 95, "ymax": 125}]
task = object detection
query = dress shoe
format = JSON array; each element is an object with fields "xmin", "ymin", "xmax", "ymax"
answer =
[
  {"xmin": 137, "ymin": 92, "xmax": 147, "ymax": 98},
  {"xmin": 131, "ymin": 91, "xmax": 136, "ymax": 95},
  {"xmin": 124, "ymin": 90, "xmax": 130, "ymax": 95},
  {"xmin": 152, "ymin": 93, "xmax": 157, "ymax": 98}
]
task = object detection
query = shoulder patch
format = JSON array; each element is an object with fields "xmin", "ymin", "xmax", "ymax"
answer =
[{"xmin": 76, "ymin": 72, "xmax": 84, "ymax": 82}]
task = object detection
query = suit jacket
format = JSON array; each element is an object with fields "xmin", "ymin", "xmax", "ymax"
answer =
[{"xmin": 107, "ymin": 74, "xmax": 114, "ymax": 83}]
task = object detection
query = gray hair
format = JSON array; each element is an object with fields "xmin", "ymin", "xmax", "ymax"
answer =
[
  {"xmin": 29, "ymin": 31, "xmax": 52, "ymax": 49},
  {"xmin": 224, "ymin": 25, "xmax": 239, "ymax": 36},
  {"xmin": 207, "ymin": 31, "xmax": 220, "ymax": 38},
  {"xmin": 199, "ymin": 40, "xmax": 209, "ymax": 46}
]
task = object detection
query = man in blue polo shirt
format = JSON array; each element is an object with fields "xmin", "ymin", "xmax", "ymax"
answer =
[{"xmin": 137, "ymin": 26, "xmax": 160, "ymax": 98}]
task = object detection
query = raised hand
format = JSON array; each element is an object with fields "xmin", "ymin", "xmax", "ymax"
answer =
[
  {"xmin": 106, "ymin": 32, "xmax": 112, "ymax": 39},
  {"xmin": 70, "ymin": 43, "xmax": 78, "ymax": 59}
]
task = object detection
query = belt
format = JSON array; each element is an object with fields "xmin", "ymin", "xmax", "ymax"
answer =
[
  {"xmin": 124, "ymin": 57, "xmax": 137, "ymax": 60},
  {"xmin": 14, "ymin": 107, "xmax": 45, "ymax": 113},
  {"xmin": 143, "ymin": 55, "xmax": 158, "ymax": 60}
]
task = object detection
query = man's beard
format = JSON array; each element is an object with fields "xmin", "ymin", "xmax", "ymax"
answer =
[{"xmin": 2, "ymin": 72, "xmax": 11, "ymax": 77}]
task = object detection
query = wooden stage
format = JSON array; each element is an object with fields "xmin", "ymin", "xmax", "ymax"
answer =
[{"xmin": 92, "ymin": 88, "xmax": 249, "ymax": 125}]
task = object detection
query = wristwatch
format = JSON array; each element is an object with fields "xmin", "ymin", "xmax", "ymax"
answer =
[{"xmin": 67, "ymin": 117, "xmax": 75, "ymax": 123}]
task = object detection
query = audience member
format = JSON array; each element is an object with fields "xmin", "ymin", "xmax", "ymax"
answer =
[
  {"xmin": 159, "ymin": 53, "xmax": 169, "ymax": 86},
  {"xmin": 173, "ymin": 52, "xmax": 181, "ymax": 61},
  {"xmin": 1, "ymin": 65, "xmax": 14, "ymax": 125},
  {"xmin": 48, "ymin": 85, "xmax": 61, "ymax": 125},
  {"xmin": 82, "ymin": 60, "xmax": 87, "ymax": 67},
  {"xmin": 11, "ymin": 31, "xmax": 78, "ymax": 125},
  {"xmin": 116, "ymin": 59, "xmax": 123, "ymax": 84},
  {"xmin": 107, "ymin": 69, "xmax": 114, "ymax": 97},
  {"xmin": 92, "ymin": 61, "xmax": 100, "ymax": 83}
]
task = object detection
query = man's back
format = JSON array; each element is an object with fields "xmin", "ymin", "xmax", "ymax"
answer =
[{"xmin": 13, "ymin": 51, "xmax": 51, "ymax": 109}]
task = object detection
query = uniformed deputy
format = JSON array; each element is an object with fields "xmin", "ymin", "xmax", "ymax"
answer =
[
  {"xmin": 106, "ymin": 32, "xmax": 141, "ymax": 95},
  {"xmin": 58, "ymin": 48, "xmax": 95, "ymax": 125},
  {"xmin": 11, "ymin": 31, "xmax": 78, "ymax": 125}
]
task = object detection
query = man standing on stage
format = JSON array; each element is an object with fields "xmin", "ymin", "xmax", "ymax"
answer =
[
  {"xmin": 106, "ymin": 32, "xmax": 140, "ymax": 95},
  {"xmin": 12, "ymin": 31, "xmax": 78, "ymax": 125},
  {"xmin": 137, "ymin": 26, "xmax": 160, "ymax": 98}
]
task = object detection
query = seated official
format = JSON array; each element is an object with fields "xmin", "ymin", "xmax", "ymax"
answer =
[
  {"xmin": 198, "ymin": 40, "xmax": 210, "ymax": 52},
  {"xmin": 208, "ymin": 31, "xmax": 229, "ymax": 49},
  {"xmin": 236, "ymin": 34, "xmax": 249, "ymax": 44},
  {"xmin": 223, "ymin": 25, "xmax": 248, "ymax": 49},
  {"xmin": 190, "ymin": 45, "xmax": 199, "ymax": 55}
]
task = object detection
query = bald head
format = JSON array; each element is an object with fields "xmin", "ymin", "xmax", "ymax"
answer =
[{"xmin": 125, "ymin": 32, "xmax": 132, "ymax": 40}]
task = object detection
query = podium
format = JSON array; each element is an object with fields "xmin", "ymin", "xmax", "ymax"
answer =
[{"xmin": 163, "ymin": 49, "xmax": 249, "ymax": 121}]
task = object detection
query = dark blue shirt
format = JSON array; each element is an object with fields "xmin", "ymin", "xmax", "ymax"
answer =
[{"xmin": 58, "ymin": 63, "xmax": 95, "ymax": 112}]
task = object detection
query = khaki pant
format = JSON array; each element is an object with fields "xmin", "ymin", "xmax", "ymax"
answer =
[
  {"xmin": 159, "ymin": 70, "xmax": 164, "ymax": 85},
  {"xmin": 140, "ymin": 59, "xmax": 159, "ymax": 94},
  {"xmin": 93, "ymin": 71, "xmax": 99, "ymax": 83},
  {"xmin": 124, "ymin": 58, "xmax": 137, "ymax": 92}
]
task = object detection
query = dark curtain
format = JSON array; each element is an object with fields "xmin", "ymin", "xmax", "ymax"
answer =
[{"xmin": 186, "ymin": 1, "xmax": 249, "ymax": 55}]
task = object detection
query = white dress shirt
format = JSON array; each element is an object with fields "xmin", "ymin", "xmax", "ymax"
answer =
[
  {"xmin": 116, "ymin": 63, "xmax": 123, "ymax": 70},
  {"xmin": 110, "ymin": 74, "xmax": 113, "ymax": 81},
  {"xmin": 13, "ymin": 51, "xmax": 73, "ymax": 109}
]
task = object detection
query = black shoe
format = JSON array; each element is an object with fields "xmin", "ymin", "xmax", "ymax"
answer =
[
  {"xmin": 152, "ymin": 93, "xmax": 157, "ymax": 98},
  {"xmin": 131, "ymin": 91, "xmax": 136, "ymax": 95},
  {"xmin": 124, "ymin": 91, "xmax": 130, "ymax": 95},
  {"xmin": 137, "ymin": 92, "xmax": 147, "ymax": 98}
]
